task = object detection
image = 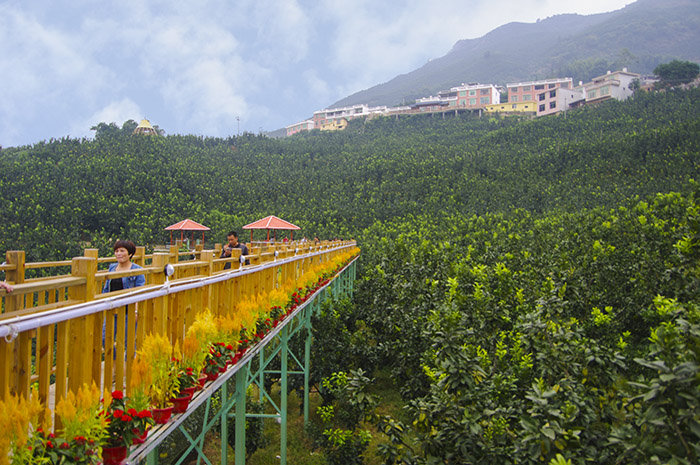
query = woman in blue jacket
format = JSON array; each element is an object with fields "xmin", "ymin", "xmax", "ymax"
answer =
[{"xmin": 102, "ymin": 240, "xmax": 145, "ymax": 293}]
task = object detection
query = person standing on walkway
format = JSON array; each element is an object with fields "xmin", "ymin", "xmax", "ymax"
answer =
[
  {"xmin": 102, "ymin": 240, "xmax": 146, "ymax": 292},
  {"xmin": 220, "ymin": 231, "xmax": 249, "ymax": 269}
]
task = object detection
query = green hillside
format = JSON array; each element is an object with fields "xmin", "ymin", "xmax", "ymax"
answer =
[
  {"xmin": 2, "ymin": 88, "xmax": 700, "ymax": 464},
  {"xmin": 1, "ymin": 88, "xmax": 698, "ymax": 262}
]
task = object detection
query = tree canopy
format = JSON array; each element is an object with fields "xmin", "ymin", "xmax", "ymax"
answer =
[{"xmin": 654, "ymin": 59, "xmax": 700, "ymax": 87}]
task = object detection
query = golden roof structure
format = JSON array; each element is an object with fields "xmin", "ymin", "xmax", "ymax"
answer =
[{"xmin": 133, "ymin": 118, "xmax": 158, "ymax": 136}]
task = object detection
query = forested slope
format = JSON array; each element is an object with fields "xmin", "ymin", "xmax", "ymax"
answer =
[
  {"xmin": 2, "ymin": 89, "xmax": 700, "ymax": 464},
  {"xmin": 0, "ymin": 89, "xmax": 698, "ymax": 262}
]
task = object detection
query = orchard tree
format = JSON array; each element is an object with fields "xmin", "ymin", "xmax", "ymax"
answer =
[{"xmin": 654, "ymin": 60, "xmax": 699, "ymax": 88}]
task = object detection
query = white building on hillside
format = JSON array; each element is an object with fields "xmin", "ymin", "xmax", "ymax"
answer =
[{"xmin": 578, "ymin": 68, "xmax": 641, "ymax": 102}]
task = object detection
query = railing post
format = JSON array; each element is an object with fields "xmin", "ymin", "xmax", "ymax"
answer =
[
  {"xmin": 134, "ymin": 246, "xmax": 146, "ymax": 268},
  {"xmin": 83, "ymin": 248, "xmax": 98, "ymax": 259},
  {"xmin": 169, "ymin": 245, "xmax": 179, "ymax": 265},
  {"xmin": 151, "ymin": 253, "xmax": 169, "ymax": 335},
  {"xmin": 67, "ymin": 256, "xmax": 97, "ymax": 394},
  {"xmin": 1, "ymin": 250, "xmax": 23, "ymax": 402},
  {"xmin": 201, "ymin": 250, "xmax": 214, "ymax": 310},
  {"xmin": 5, "ymin": 250, "xmax": 25, "ymax": 313},
  {"xmin": 82, "ymin": 251, "xmax": 104, "ymax": 387},
  {"xmin": 250, "ymin": 247, "xmax": 261, "ymax": 266}
]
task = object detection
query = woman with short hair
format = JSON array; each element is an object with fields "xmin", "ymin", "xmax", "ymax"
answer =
[{"xmin": 102, "ymin": 240, "xmax": 146, "ymax": 293}]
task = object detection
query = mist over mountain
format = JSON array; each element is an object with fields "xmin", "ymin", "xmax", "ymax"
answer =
[{"xmin": 331, "ymin": 0, "xmax": 700, "ymax": 109}]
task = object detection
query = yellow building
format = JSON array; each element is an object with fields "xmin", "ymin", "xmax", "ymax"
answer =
[
  {"xmin": 133, "ymin": 118, "xmax": 158, "ymax": 135},
  {"xmin": 319, "ymin": 118, "xmax": 348, "ymax": 131},
  {"xmin": 484, "ymin": 101, "xmax": 537, "ymax": 115}
]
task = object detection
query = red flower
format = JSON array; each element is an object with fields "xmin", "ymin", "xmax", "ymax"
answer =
[
  {"xmin": 128, "ymin": 408, "xmax": 138, "ymax": 416},
  {"xmin": 47, "ymin": 441, "xmax": 54, "ymax": 449},
  {"xmin": 121, "ymin": 415, "xmax": 133, "ymax": 422},
  {"xmin": 60, "ymin": 442, "xmax": 70, "ymax": 449},
  {"xmin": 138, "ymin": 410, "xmax": 152, "ymax": 419},
  {"xmin": 112, "ymin": 390, "xmax": 124, "ymax": 400},
  {"xmin": 112, "ymin": 409, "xmax": 124, "ymax": 419}
]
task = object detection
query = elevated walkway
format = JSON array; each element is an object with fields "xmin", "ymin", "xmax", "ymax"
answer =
[{"xmin": 0, "ymin": 241, "xmax": 359, "ymax": 464}]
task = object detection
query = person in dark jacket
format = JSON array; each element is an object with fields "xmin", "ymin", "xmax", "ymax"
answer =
[{"xmin": 220, "ymin": 231, "xmax": 249, "ymax": 269}]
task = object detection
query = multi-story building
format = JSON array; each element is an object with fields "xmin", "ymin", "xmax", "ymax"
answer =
[
  {"xmin": 484, "ymin": 101, "xmax": 537, "ymax": 115},
  {"xmin": 412, "ymin": 96, "xmax": 450, "ymax": 112},
  {"xmin": 312, "ymin": 104, "xmax": 387, "ymax": 128},
  {"xmin": 285, "ymin": 69, "xmax": 643, "ymax": 136},
  {"xmin": 441, "ymin": 83, "xmax": 500, "ymax": 108},
  {"xmin": 578, "ymin": 68, "xmax": 641, "ymax": 102},
  {"xmin": 535, "ymin": 87, "xmax": 585, "ymax": 116},
  {"xmin": 507, "ymin": 78, "xmax": 573, "ymax": 104},
  {"xmin": 319, "ymin": 118, "xmax": 349, "ymax": 131},
  {"xmin": 286, "ymin": 120, "xmax": 315, "ymax": 137}
]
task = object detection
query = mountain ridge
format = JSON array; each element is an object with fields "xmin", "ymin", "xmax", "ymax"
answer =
[{"xmin": 330, "ymin": 0, "xmax": 700, "ymax": 109}]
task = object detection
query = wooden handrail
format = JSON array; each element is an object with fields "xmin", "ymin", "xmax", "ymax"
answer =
[{"xmin": 0, "ymin": 241, "xmax": 358, "ymax": 423}]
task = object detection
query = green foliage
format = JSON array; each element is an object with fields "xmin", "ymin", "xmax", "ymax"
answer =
[
  {"xmin": 227, "ymin": 391, "xmax": 267, "ymax": 457},
  {"xmin": 654, "ymin": 60, "xmax": 700, "ymax": 87},
  {"xmin": 342, "ymin": 188, "xmax": 700, "ymax": 464},
  {"xmin": 307, "ymin": 370, "xmax": 376, "ymax": 465},
  {"xmin": 1, "ymin": 85, "xmax": 699, "ymax": 465},
  {"xmin": 1, "ymin": 89, "xmax": 699, "ymax": 262}
]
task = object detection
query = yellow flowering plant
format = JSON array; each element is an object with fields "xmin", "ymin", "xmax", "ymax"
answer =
[
  {"xmin": 127, "ymin": 358, "xmax": 155, "ymax": 436},
  {"xmin": 0, "ymin": 386, "xmax": 49, "ymax": 465},
  {"xmin": 137, "ymin": 333, "xmax": 180, "ymax": 409}
]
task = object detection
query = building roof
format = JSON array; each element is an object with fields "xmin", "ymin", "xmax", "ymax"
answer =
[
  {"xmin": 506, "ymin": 77, "xmax": 573, "ymax": 88},
  {"xmin": 133, "ymin": 118, "xmax": 158, "ymax": 135},
  {"xmin": 136, "ymin": 119, "xmax": 154, "ymax": 129},
  {"xmin": 243, "ymin": 215, "xmax": 301, "ymax": 230},
  {"xmin": 164, "ymin": 219, "xmax": 210, "ymax": 231}
]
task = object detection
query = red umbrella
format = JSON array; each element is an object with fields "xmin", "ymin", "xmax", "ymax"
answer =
[
  {"xmin": 242, "ymin": 215, "xmax": 300, "ymax": 242},
  {"xmin": 164, "ymin": 219, "xmax": 211, "ymax": 245}
]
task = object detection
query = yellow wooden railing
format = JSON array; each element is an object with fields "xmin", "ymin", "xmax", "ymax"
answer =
[{"xmin": 0, "ymin": 240, "xmax": 356, "ymax": 427}]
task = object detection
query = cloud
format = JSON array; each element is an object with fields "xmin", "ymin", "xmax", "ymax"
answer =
[
  {"xmin": 69, "ymin": 98, "xmax": 143, "ymax": 138},
  {"xmin": 0, "ymin": 0, "xmax": 635, "ymax": 145},
  {"xmin": 312, "ymin": 0, "xmax": 632, "ymax": 97},
  {"xmin": 0, "ymin": 5, "xmax": 116, "ymax": 144}
]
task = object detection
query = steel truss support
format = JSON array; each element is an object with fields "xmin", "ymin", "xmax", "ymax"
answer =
[{"xmin": 126, "ymin": 256, "xmax": 358, "ymax": 465}]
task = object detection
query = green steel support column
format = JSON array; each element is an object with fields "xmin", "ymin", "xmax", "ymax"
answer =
[
  {"xmin": 280, "ymin": 325, "xmax": 289, "ymax": 465},
  {"xmin": 146, "ymin": 450, "xmax": 157, "ymax": 465},
  {"xmin": 221, "ymin": 380, "xmax": 228, "ymax": 465},
  {"xmin": 197, "ymin": 396, "xmax": 213, "ymax": 465},
  {"xmin": 303, "ymin": 317, "xmax": 312, "ymax": 425},
  {"xmin": 235, "ymin": 367, "xmax": 247, "ymax": 464},
  {"xmin": 259, "ymin": 345, "xmax": 265, "ymax": 403}
]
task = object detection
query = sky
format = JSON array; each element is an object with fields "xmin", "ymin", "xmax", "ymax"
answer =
[{"xmin": 0, "ymin": 0, "xmax": 633, "ymax": 147}]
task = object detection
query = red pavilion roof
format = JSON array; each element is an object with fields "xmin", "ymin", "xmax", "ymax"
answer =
[
  {"xmin": 242, "ymin": 215, "xmax": 300, "ymax": 230},
  {"xmin": 164, "ymin": 219, "xmax": 211, "ymax": 231}
]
